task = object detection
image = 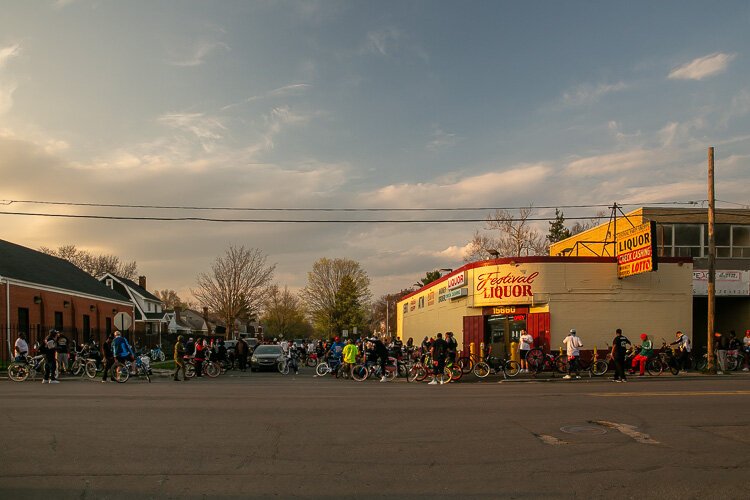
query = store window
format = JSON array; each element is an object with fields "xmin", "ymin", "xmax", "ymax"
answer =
[
  {"xmin": 733, "ymin": 226, "xmax": 750, "ymax": 258},
  {"xmin": 674, "ymin": 224, "xmax": 702, "ymax": 257},
  {"xmin": 656, "ymin": 224, "xmax": 673, "ymax": 257}
]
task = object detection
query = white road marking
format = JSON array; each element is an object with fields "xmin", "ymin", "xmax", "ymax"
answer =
[
  {"xmin": 535, "ymin": 434, "xmax": 568, "ymax": 445},
  {"xmin": 590, "ymin": 420, "xmax": 659, "ymax": 444}
]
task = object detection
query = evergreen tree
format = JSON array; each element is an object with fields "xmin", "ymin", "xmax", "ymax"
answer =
[{"xmin": 547, "ymin": 208, "xmax": 571, "ymax": 245}]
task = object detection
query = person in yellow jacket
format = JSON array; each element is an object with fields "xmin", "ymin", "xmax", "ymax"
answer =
[
  {"xmin": 173, "ymin": 336, "xmax": 188, "ymax": 381},
  {"xmin": 341, "ymin": 339, "xmax": 359, "ymax": 379}
]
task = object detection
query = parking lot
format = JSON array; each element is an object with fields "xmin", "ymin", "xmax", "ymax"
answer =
[{"xmin": 1, "ymin": 371, "xmax": 749, "ymax": 499}]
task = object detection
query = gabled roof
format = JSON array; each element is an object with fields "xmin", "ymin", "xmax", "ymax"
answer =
[
  {"xmin": 104, "ymin": 274, "xmax": 161, "ymax": 302},
  {"xmin": 0, "ymin": 239, "xmax": 131, "ymax": 303}
]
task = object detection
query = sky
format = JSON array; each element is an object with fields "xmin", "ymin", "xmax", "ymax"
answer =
[{"xmin": 1, "ymin": 0, "xmax": 749, "ymax": 301}]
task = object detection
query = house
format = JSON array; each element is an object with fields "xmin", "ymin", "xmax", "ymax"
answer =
[
  {"xmin": 166, "ymin": 307, "xmax": 210, "ymax": 336},
  {"xmin": 99, "ymin": 273, "xmax": 166, "ymax": 340},
  {"xmin": 0, "ymin": 238, "xmax": 133, "ymax": 359}
]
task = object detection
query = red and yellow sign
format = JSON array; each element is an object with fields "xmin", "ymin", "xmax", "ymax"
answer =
[{"xmin": 617, "ymin": 221, "xmax": 658, "ymax": 278}]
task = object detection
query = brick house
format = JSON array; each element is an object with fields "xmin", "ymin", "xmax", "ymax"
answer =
[{"xmin": 0, "ymin": 239, "xmax": 134, "ymax": 359}]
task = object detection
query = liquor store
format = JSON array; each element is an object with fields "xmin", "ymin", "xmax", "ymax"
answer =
[{"xmin": 396, "ymin": 256, "xmax": 693, "ymax": 357}]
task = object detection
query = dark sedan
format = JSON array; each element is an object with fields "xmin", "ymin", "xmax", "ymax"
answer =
[{"xmin": 250, "ymin": 344, "xmax": 283, "ymax": 372}]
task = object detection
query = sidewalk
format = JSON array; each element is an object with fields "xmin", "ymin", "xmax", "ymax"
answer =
[{"xmin": 494, "ymin": 369, "xmax": 750, "ymax": 384}]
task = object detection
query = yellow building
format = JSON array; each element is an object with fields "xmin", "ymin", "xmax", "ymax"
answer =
[
  {"xmin": 397, "ymin": 256, "xmax": 693, "ymax": 357},
  {"xmin": 551, "ymin": 207, "xmax": 750, "ymax": 350}
]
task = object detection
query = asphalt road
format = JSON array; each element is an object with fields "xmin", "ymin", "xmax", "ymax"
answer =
[{"xmin": 1, "ymin": 369, "xmax": 749, "ymax": 499}]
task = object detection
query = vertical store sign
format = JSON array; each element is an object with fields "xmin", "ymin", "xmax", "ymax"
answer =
[{"xmin": 616, "ymin": 221, "xmax": 658, "ymax": 278}]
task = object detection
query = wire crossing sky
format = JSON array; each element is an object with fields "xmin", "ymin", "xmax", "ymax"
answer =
[{"xmin": 1, "ymin": 1, "xmax": 749, "ymax": 297}]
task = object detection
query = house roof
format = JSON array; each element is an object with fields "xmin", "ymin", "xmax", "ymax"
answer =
[
  {"xmin": 108, "ymin": 274, "xmax": 162, "ymax": 302},
  {"xmin": 0, "ymin": 239, "xmax": 131, "ymax": 303}
]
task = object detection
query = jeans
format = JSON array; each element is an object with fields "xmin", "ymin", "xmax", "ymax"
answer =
[
  {"xmin": 44, "ymin": 359, "xmax": 57, "ymax": 381},
  {"xmin": 102, "ymin": 357, "xmax": 114, "ymax": 380},
  {"xmin": 613, "ymin": 356, "xmax": 626, "ymax": 380},
  {"xmin": 568, "ymin": 356, "xmax": 579, "ymax": 376},
  {"xmin": 379, "ymin": 355, "xmax": 388, "ymax": 377},
  {"xmin": 433, "ymin": 357, "xmax": 445, "ymax": 376},
  {"xmin": 57, "ymin": 352, "xmax": 69, "ymax": 373},
  {"xmin": 717, "ymin": 350, "xmax": 727, "ymax": 371},
  {"xmin": 237, "ymin": 354, "xmax": 247, "ymax": 371},
  {"xmin": 194, "ymin": 359, "xmax": 203, "ymax": 377}
]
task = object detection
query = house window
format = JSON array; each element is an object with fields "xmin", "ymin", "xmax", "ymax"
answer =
[
  {"xmin": 82, "ymin": 315, "xmax": 91, "ymax": 339},
  {"xmin": 105, "ymin": 278, "xmax": 113, "ymax": 289},
  {"xmin": 54, "ymin": 311, "xmax": 64, "ymax": 331},
  {"xmin": 106, "ymin": 317, "xmax": 112, "ymax": 336},
  {"xmin": 18, "ymin": 308, "xmax": 30, "ymax": 336}
]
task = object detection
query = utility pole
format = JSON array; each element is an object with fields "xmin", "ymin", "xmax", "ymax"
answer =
[
  {"xmin": 385, "ymin": 300, "xmax": 390, "ymax": 337},
  {"xmin": 707, "ymin": 146, "xmax": 716, "ymax": 373}
]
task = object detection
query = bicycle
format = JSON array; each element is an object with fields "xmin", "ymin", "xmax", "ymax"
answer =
[
  {"xmin": 7, "ymin": 353, "xmax": 46, "ymax": 382},
  {"xmin": 278, "ymin": 353, "xmax": 300, "ymax": 375},
  {"xmin": 70, "ymin": 345, "xmax": 100, "ymax": 379},
  {"xmin": 473, "ymin": 354, "xmax": 520, "ymax": 379},
  {"xmin": 184, "ymin": 356, "xmax": 221, "ymax": 378},
  {"xmin": 406, "ymin": 354, "xmax": 451, "ymax": 384},
  {"xmin": 149, "ymin": 345, "xmax": 166, "ymax": 362},
  {"xmin": 351, "ymin": 355, "xmax": 398, "ymax": 382},
  {"xmin": 556, "ymin": 349, "xmax": 608, "ymax": 377},
  {"xmin": 526, "ymin": 348, "xmax": 567, "ymax": 375},
  {"xmin": 112, "ymin": 354, "xmax": 152, "ymax": 383}
]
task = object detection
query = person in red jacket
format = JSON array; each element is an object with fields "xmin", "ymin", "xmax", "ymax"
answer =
[{"xmin": 194, "ymin": 338, "xmax": 206, "ymax": 377}]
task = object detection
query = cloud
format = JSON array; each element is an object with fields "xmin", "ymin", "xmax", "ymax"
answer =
[
  {"xmin": 361, "ymin": 27, "xmax": 428, "ymax": 61},
  {"xmin": 668, "ymin": 52, "xmax": 736, "ymax": 80},
  {"xmin": 0, "ymin": 43, "xmax": 21, "ymax": 68},
  {"xmin": 565, "ymin": 149, "xmax": 654, "ymax": 176},
  {"xmin": 562, "ymin": 82, "xmax": 627, "ymax": 106},
  {"xmin": 158, "ymin": 112, "xmax": 227, "ymax": 152},
  {"xmin": 221, "ymin": 83, "xmax": 310, "ymax": 111},
  {"xmin": 368, "ymin": 163, "xmax": 551, "ymax": 207},
  {"xmin": 169, "ymin": 40, "xmax": 230, "ymax": 67},
  {"xmin": 426, "ymin": 128, "xmax": 458, "ymax": 152}
]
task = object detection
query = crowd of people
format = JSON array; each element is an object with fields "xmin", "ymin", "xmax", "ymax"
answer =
[{"xmin": 12, "ymin": 327, "xmax": 750, "ymax": 384}]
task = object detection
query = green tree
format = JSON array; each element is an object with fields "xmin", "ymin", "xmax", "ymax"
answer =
[
  {"xmin": 547, "ymin": 208, "xmax": 572, "ymax": 246},
  {"xmin": 419, "ymin": 270, "xmax": 442, "ymax": 286},
  {"xmin": 331, "ymin": 275, "xmax": 367, "ymax": 337}
]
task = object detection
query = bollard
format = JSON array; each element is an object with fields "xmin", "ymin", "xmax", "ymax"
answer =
[
  {"xmin": 470, "ymin": 342, "xmax": 476, "ymax": 362},
  {"xmin": 479, "ymin": 342, "xmax": 485, "ymax": 361},
  {"xmin": 510, "ymin": 341, "xmax": 519, "ymax": 363}
]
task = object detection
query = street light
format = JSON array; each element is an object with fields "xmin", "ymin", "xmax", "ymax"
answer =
[{"xmin": 488, "ymin": 249, "xmax": 500, "ymax": 258}]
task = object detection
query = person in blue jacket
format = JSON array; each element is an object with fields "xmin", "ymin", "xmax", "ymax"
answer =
[{"xmin": 112, "ymin": 330, "xmax": 136, "ymax": 375}]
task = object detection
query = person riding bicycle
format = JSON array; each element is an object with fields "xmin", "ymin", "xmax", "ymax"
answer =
[
  {"xmin": 14, "ymin": 332, "xmax": 29, "ymax": 362},
  {"xmin": 368, "ymin": 337, "xmax": 390, "ymax": 382},
  {"xmin": 286, "ymin": 342, "xmax": 300, "ymax": 375},
  {"xmin": 194, "ymin": 338, "xmax": 207, "ymax": 377},
  {"xmin": 112, "ymin": 331, "xmax": 136, "ymax": 375},
  {"xmin": 562, "ymin": 329, "xmax": 582, "ymax": 379},
  {"xmin": 630, "ymin": 333, "xmax": 652, "ymax": 376},
  {"xmin": 327, "ymin": 336, "xmax": 345, "ymax": 362}
]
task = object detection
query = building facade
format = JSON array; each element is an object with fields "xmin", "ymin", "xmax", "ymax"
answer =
[
  {"xmin": 397, "ymin": 257, "xmax": 693, "ymax": 357},
  {"xmin": 550, "ymin": 207, "xmax": 750, "ymax": 350}
]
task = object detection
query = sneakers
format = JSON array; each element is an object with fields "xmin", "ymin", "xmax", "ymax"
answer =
[
  {"xmin": 562, "ymin": 375, "xmax": 572, "ymax": 379},
  {"xmin": 49, "ymin": 380, "xmax": 60, "ymax": 384},
  {"xmin": 428, "ymin": 379, "xmax": 438, "ymax": 385},
  {"xmin": 380, "ymin": 376, "xmax": 387, "ymax": 382},
  {"xmin": 743, "ymin": 367, "xmax": 749, "ymax": 372},
  {"xmin": 575, "ymin": 376, "xmax": 581, "ymax": 379},
  {"xmin": 621, "ymin": 379, "xmax": 627, "ymax": 383},
  {"xmin": 42, "ymin": 379, "xmax": 48, "ymax": 384},
  {"xmin": 614, "ymin": 379, "xmax": 622, "ymax": 383},
  {"xmin": 101, "ymin": 379, "xmax": 107, "ymax": 383}
]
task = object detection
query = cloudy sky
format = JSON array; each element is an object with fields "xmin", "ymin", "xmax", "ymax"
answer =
[{"xmin": 1, "ymin": 0, "xmax": 749, "ymax": 300}]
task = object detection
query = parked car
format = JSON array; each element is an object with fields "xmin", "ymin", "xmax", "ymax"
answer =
[{"xmin": 250, "ymin": 344, "xmax": 283, "ymax": 372}]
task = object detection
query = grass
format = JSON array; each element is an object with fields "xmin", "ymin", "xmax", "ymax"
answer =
[{"xmin": 150, "ymin": 360, "xmax": 176, "ymax": 370}]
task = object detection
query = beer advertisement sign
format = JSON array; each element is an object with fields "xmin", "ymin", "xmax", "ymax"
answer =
[{"xmin": 616, "ymin": 221, "xmax": 658, "ymax": 278}]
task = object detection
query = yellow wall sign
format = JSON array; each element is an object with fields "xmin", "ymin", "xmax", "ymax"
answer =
[{"xmin": 616, "ymin": 221, "xmax": 658, "ymax": 278}]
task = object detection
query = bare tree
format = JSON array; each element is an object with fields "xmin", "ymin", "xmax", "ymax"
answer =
[
  {"xmin": 303, "ymin": 257, "xmax": 371, "ymax": 336},
  {"xmin": 570, "ymin": 210, "xmax": 608, "ymax": 236},
  {"xmin": 192, "ymin": 245, "xmax": 275, "ymax": 339},
  {"xmin": 39, "ymin": 244, "xmax": 138, "ymax": 279},
  {"xmin": 261, "ymin": 285, "xmax": 312, "ymax": 339},
  {"xmin": 153, "ymin": 289, "xmax": 193, "ymax": 310},
  {"xmin": 463, "ymin": 206, "xmax": 547, "ymax": 261}
]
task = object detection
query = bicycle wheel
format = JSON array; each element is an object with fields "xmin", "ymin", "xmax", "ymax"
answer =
[
  {"xmin": 185, "ymin": 363, "xmax": 196, "ymax": 378},
  {"xmin": 727, "ymin": 355, "xmax": 740, "ymax": 371},
  {"xmin": 456, "ymin": 357, "xmax": 473, "ymax": 374},
  {"xmin": 351, "ymin": 364, "xmax": 368, "ymax": 381},
  {"xmin": 142, "ymin": 366, "xmax": 151, "ymax": 383},
  {"xmin": 407, "ymin": 364, "xmax": 424, "ymax": 382},
  {"xmin": 435, "ymin": 367, "xmax": 451, "ymax": 384},
  {"xmin": 555, "ymin": 355, "xmax": 569, "ymax": 373},
  {"xmin": 158, "ymin": 352, "xmax": 165, "ymax": 362},
  {"xmin": 504, "ymin": 360, "xmax": 521, "ymax": 377},
  {"xmin": 85, "ymin": 360, "xmax": 98, "ymax": 379},
  {"xmin": 7, "ymin": 362, "xmax": 30, "ymax": 382},
  {"xmin": 668, "ymin": 363, "xmax": 680, "ymax": 376},
  {"xmin": 591, "ymin": 359, "xmax": 608, "ymax": 376},
  {"xmin": 384, "ymin": 366, "xmax": 397, "ymax": 381},
  {"xmin": 449, "ymin": 365, "xmax": 463, "ymax": 382},
  {"xmin": 315, "ymin": 362, "xmax": 330, "ymax": 377},
  {"xmin": 305, "ymin": 357, "xmax": 317, "ymax": 367},
  {"xmin": 526, "ymin": 349, "xmax": 544, "ymax": 373},
  {"xmin": 113, "ymin": 365, "xmax": 129, "ymax": 383},
  {"xmin": 695, "ymin": 357, "xmax": 707, "ymax": 372},
  {"xmin": 646, "ymin": 358, "xmax": 663, "ymax": 376},
  {"xmin": 473, "ymin": 361, "xmax": 491, "ymax": 378},
  {"xmin": 277, "ymin": 361, "xmax": 289, "ymax": 375},
  {"xmin": 205, "ymin": 362, "xmax": 221, "ymax": 378}
]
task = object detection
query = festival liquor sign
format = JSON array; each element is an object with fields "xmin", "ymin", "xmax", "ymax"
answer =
[
  {"xmin": 472, "ymin": 266, "xmax": 539, "ymax": 307},
  {"xmin": 616, "ymin": 221, "xmax": 658, "ymax": 278}
]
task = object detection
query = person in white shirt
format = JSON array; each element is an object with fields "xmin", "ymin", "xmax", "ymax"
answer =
[
  {"xmin": 280, "ymin": 339, "xmax": 289, "ymax": 355},
  {"xmin": 14, "ymin": 333, "xmax": 29, "ymax": 362},
  {"xmin": 518, "ymin": 330, "xmax": 534, "ymax": 373},
  {"xmin": 562, "ymin": 329, "xmax": 582, "ymax": 379}
]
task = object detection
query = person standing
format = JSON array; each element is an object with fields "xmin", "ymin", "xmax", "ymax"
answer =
[
  {"xmin": 101, "ymin": 334, "xmax": 115, "ymax": 382},
  {"xmin": 429, "ymin": 333, "xmax": 448, "ymax": 385},
  {"xmin": 445, "ymin": 332, "xmax": 458, "ymax": 365},
  {"xmin": 56, "ymin": 332, "xmax": 70, "ymax": 375},
  {"xmin": 342, "ymin": 338, "xmax": 359, "ymax": 379},
  {"xmin": 610, "ymin": 329, "xmax": 631, "ymax": 382},
  {"xmin": 369, "ymin": 337, "xmax": 390, "ymax": 382},
  {"xmin": 236, "ymin": 337, "xmax": 249, "ymax": 372},
  {"xmin": 670, "ymin": 331, "xmax": 691, "ymax": 373},
  {"xmin": 518, "ymin": 330, "xmax": 534, "ymax": 373},
  {"xmin": 194, "ymin": 338, "xmax": 206, "ymax": 377},
  {"xmin": 630, "ymin": 334, "xmax": 652, "ymax": 376},
  {"xmin": 14, "ymin": 332, "xmax": 29, "ymax": 362},
  {"xmin": 743, "ymin": 330, "xmax": 750, "ymax": 371},
  {"xmin": 714, "ymin": 332, "xmax": 727, "ymax": 374},
  {"xmin": 562, "ymin": 329, "xmax": 582, "ymax": 380},
  {"xmin": 173, "ymin": 335, "xmax": 187, "ymax": 381},
  {"xmin": 40, "ymin": 329, "xmax": 60, "ymax": 384}
]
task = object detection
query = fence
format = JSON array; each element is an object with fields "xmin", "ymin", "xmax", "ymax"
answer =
[{"xmin": 1, "ymin": 323, "xmax": 119, "ymax": 362}]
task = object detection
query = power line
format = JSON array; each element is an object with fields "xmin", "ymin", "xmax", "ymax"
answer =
[
  {"xmin": 0, "ymin": 198, "xmax": 703, "ymax": 212},
  {"xmin": 1, "ymin": 209, "xmax": 749, "ymax": 224}
]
